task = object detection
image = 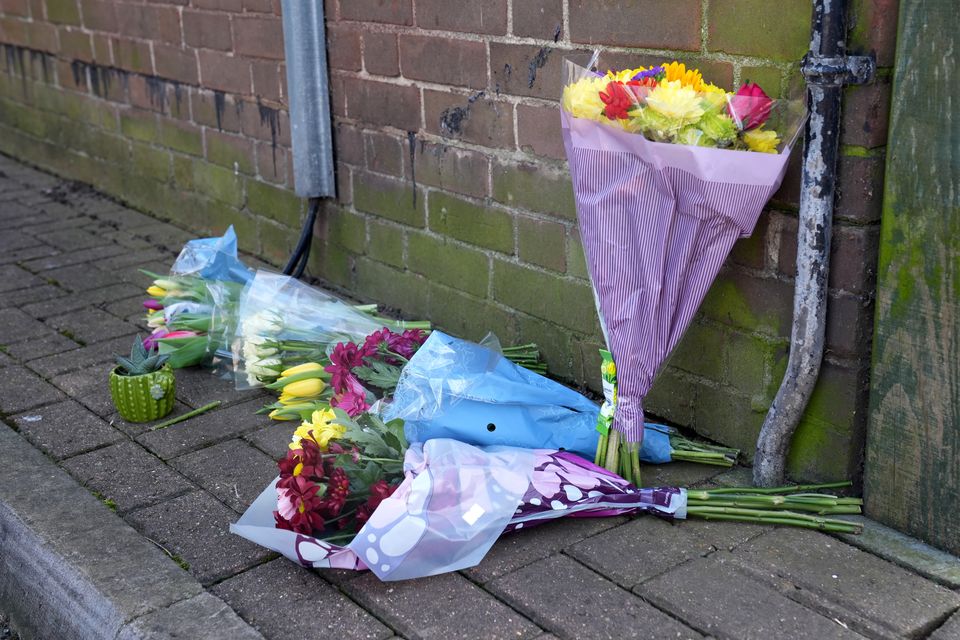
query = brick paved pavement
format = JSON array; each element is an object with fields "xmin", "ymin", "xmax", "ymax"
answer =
[{"xmin": 1, "ymin": 154, "xmax": 959, "ymax": 639}]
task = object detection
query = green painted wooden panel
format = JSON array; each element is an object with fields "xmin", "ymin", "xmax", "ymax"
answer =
[{"xmin": 865, "ymin": 0, "xmax": 960, "ymax": 555}]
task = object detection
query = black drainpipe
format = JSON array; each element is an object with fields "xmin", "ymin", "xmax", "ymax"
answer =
[{"xmin": 753, "ymin": 0, "xmax": 875, "ymax": 486}]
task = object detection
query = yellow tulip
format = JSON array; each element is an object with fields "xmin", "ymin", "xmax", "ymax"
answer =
[
  {"xmin": 268, "ymin": 409, "xmax": 297, "ymax": 421},
  {"xmin": 146, "ymin": 285, "xmax": 167, "ymax": 297},
  {"xmin": 281, "ymin": 377, "xmax": 326, "ymax": 399},
  {"xmin": 281, "ymin": 362, "xmax": 324, "ymax": 378}
]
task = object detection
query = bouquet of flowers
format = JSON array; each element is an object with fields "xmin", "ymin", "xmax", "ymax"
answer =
[
  {"xmin": 261, "ymin": 326, "xmax": 429, "ymax": 421},
  {"xmin": 141, "ymin": 227, "xmax": 252, "ymax": 369},
  {"xmin": 234, "ymin": 270, "xmax": 430, "ymax": 389},
  {"xmin": 385, "ymin": 331, "xmax": 738, "ymax": 466},
  {"xmin": 561, "ymin": 53, "xmax": 806, "ymax": 483},
  {"xmin": 233, "ymin": 409, "xmax": 861, "ymax": 581}
]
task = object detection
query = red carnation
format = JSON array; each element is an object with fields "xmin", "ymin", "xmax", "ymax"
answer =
[{"xmin": 599, "ymin": 81, "xmax": 635, "ymax": 120}]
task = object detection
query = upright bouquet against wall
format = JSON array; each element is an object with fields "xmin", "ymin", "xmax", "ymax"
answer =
[{"xmin": 561, "ymin": 54, "xmax": 806, "ymax": 481}]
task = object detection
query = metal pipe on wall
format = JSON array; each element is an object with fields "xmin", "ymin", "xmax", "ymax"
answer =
[{"xmin": 753, "ymin": 0, "xmax": 875, "ymax": 486}]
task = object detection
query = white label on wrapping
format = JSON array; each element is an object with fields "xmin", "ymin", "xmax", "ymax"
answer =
[{"xmin": 462, "ymin": 503, "xmax": 486, "ymax": 526}]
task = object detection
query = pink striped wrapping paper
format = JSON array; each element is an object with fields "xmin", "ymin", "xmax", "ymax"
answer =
[{"xmin": 560, "ymin": 109, "xmax": 793, "ymax": 443}]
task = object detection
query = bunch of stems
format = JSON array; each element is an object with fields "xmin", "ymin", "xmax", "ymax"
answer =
[
  {"xmin": 500, "ymin": 343, "xmax": 548, "ymax": 374},
  {"xmin": 685, "ymin": 481, "xmax": 862, "ymax": 533},
  {"xmin": 595, "ymin": 430, "xmax": 643, "ymax": 487},
  {"xmin": 669, "ymin": 435, "xmax": 739, "ymax": 467}
]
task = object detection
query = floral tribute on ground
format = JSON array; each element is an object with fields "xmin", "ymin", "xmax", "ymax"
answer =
[{"xmin": 561, "ymin": 53, "xmax": 807, "ymax": 483}]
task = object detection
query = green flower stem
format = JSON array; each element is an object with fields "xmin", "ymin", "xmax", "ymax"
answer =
[
  {"xmin": 669, "ymin": 450, "xmax": 736, "ymax": 467},
  {"xmin": 148, "ymin": 401, "xmax": 221, "ymax": 431},
  {"xmin": 702, "ymin": 481, "xmax": 853, "ymax": 495},
  {"xmin": 353, "ymin": 304, "xmax": 379, "ymax": 313},
  {"xmin": 686, "ymin": 509, "xmax": 862, "ymax": 533},
  {"xmin": 595, "ymin": 432, "xmax": 609, "ymax": 467},
  {"xmin": 686, "ymin": 506, "xmax": 862, "ymax": 533},
  {"xmin": 604, "ymin": 429, "xmax": 621, "ymax": 476},
  {"xmin": 627, "ymin": 441, "xmax": 642, "ymax": 488}
]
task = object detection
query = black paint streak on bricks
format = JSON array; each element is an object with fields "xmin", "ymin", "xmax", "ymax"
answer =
[
  {"xmin": 5, "ymin": 46, "xmax": 29, "ymax": 96},
  {"xmin": 213, "ymin": 90, "xmax": 226, "ymax": 131},
  {"xmin": 438, "ymin": 90, "xmax": 486, "ymax": 137},
  {"xmin": 407, "ymin": 131, "xmax": 417, "ymax": 208},
  {"xmin": 528, "ymin": 48, "xmax": 551, "ymax": 88},
  {"xmin": 554, "ymin": 25, "xmax": 562, "ymax": 42},
  {"xmin": 30, "ymin": 51, "xmax": 50, "ymax": 84},
  {"xmin": 257, "ymin": 98, "xmax": 280, "ymax": 172},
  {"xmin": 145, "ymin": 76, "xmax": 166, "ymax": 113}
]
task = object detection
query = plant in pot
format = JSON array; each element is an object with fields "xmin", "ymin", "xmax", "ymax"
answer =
[{"xmin": 110, "ymin": 335, "xmax": 176, "ymax": 422}]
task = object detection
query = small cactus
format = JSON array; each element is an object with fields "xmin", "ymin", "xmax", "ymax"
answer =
[{"xmin": 115, "ymin": 335, "xmax": 170, "ymax": 376}]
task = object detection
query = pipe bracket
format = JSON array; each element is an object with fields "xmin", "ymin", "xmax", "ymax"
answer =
[{"xmin": 801, "ymin": 53, "xmax": 876, "ymax": 86}]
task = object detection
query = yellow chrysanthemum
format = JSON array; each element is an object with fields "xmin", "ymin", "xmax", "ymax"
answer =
[
  {"xmin": 289, "ymin": 408, "xmax": 343, "ymax": 450},
  {"xmin": 743, "ymin": 127, "xmax": 780, "ymax": 153},
  {"xmin": 562, "ymin": 76, "xmax": 608, "ymax": 121},
  {"xmin": 645, "ymin": 80, "xmax": 705, "ymax": 124}
]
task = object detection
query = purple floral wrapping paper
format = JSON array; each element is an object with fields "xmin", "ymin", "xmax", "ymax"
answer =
[{"xmin": 232, "ymin": 439, "xmax": 686, "ymax": 581}]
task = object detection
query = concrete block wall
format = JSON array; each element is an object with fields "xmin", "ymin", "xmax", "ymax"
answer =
[{"xmin": 0, "ymin": 0, "xmax": 898, "ymax": 481}]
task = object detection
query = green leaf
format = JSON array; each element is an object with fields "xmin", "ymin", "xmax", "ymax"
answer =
[{"xmin": 352, "ymin": 360, "xmax": 402, "ymax": 391}]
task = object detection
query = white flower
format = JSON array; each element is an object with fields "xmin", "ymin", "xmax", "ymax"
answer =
[{"xmin": 243, "ymin": 311, "xmax": 283, "ymax": 336}]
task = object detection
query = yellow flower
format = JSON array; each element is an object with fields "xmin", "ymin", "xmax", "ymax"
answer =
[
  {"xmin": 268, "ymin": 408, "xmax": 297, "ymax": 421},
  {"xmin": 562, "ymin": 76, "xmax": 609, "ymax": 121},
  {"xmin": 146, "ymin": 285, "xmax": 167, "ymax": 298},
  {"xmin": 662, "ymin": 61, "xmax": 703, "ymax": 90},
  {"xmin": 601, "ymin": 360, "xmax": 616, "ymax": 377},
  {"xmin": 289, "ymin": 408, "xmax": 343, "ymax": 450},
  {"xmin": 281, "ymin": 362, "xmax": 324, "ymax": 378},
  {"xmin": 645, "ymin": 80, "xmax": 705, "ymax": 124},
  {"xmin": 280, "ymin": 377, "xmax": 326, "ymax": 400},
  {"xmin": 605, "ymin": 67, "xmax": 646, "ymax": 83},
  {"xmin": 743, "ymin": 127, "xmax": 780, "ymax": 153}
]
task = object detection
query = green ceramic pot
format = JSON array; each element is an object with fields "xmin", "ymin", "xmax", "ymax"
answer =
[{"xmin": 109, "ymin": 363, "xmax": 176, "ymax": 422}]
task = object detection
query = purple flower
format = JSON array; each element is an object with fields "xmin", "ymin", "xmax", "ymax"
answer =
[{"xmin": 631, "ymin": 66, "xmax": 664, "ymax": 82}]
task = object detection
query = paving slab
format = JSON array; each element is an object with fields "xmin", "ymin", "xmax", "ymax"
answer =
[
  {"xmin": 487, "ymin": 554, "xmax": 700, "ymax": 640},
  {"xmin": 730, "ymin": 528, "xmax": 960, "ymax": 639},
  {"xmin": 0, "ymin": 424, "xmax": 205, "ymax": 640},
  {"xmin": 0, "ymin": 265, "xmax": 44, "ymax": 293},
  {"xmin": 3, "ymin": 330, "xmax": 82, "ymax": 360},
  {"xmin": 117, "ymin": 592, "xmax": 265, "ymax": 640},
  {"xmin": 10, "ymin": 400, "xmax": 123, "ymax": 460},
  {"xmin": 568, "ymin": 515, "xmax": 764, "ymax": 589},
  {"xmin": 63, "ymin": 440, "xmax": 196, "ymax": 513},
  {"xmin": 43, "ymin": 264, "xmax": 121, "ymax": 292},
  {"xmin": 0, "ymin": 307, "xmax": 54, "ymax": 344},
  {"xmin": 25, "ymin": 334, "xmax": 132, "ymax": 376},
  {"xmin": 638, "ymin": 556, "xmax": 864, "ymax": 640},
  {"xmin": 212, "ymin": 558, "xmax": 393, "ymax": 640},
  {"xmin": 125, "ymin": 490, "xmax": 276, "ymax": 585},
  {"xmin": 19, "ymin": 243, "xmax": 127, "ymax": 273},
  {"xmin": 930, "ymin": 610, "xmax": 960, "ymax": 640},
  {"xmin": 345, "ymin": 571, "xmax": 542, "ymax": 640},
  {"xmin": 171, "ymin": 439, "xmax": 278, "ymax": 513},
  {"xmin": 0, "ymin": 281, "xmax": 65, "ymax": 306},
  {"xmin": 20, "ymin": 282, "xmax": 142, "ymax": 318},
  {"xmin": 107, "ymin": 400, "xmax": 198, "ymax": 437},
  {"xmin": 0, "ymin": 365, "xmax": 66, "ymax": 414},
  {"xmin": 835, "ymin": 515, "xmax": 960, "ymax": 589},
  {"xmin": 244, "ymin": 423, "xmax": 298, "ymax": 460},
  {"xmin": 40, "ymin": 227, "xmax": 105, "ymax": 252},
  {"xmin": 137, "ymin": 398, "xmax": 272, "ymax": 460},
  {"xmin": 0, "ymin": 229, "xmax": 42, "ymax": 252},
  {"xmin": 174, "ymin": 366, "xmax": 268, "ymax": 409},
  {"xmin": 465, "ymin": 515, "xmax": 627, "ymax": 584},
  {"xmin": 45, "ymin": 307, "xmax": 140, "ymax": 344}
]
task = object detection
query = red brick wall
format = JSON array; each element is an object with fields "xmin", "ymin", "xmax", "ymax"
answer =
[{"xmin": 0, "ymin": 0, "xmax": 898, "ymax": 480}]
